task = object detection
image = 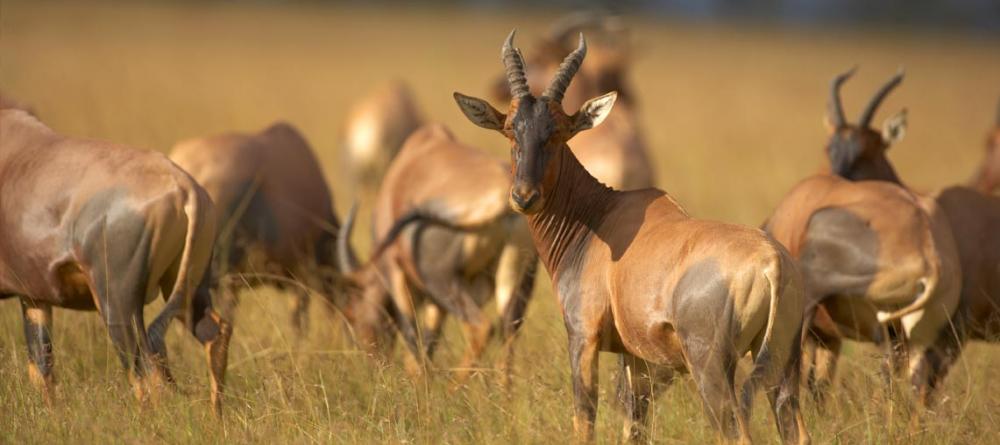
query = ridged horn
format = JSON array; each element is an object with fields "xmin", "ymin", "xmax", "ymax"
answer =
[
  {"xmin": 501, "ymin": 29, "xmax": 530, "ymax": 98},
  {"xmin": 543, "ymin": 33, "xmax": 587, "ymax": 104}
]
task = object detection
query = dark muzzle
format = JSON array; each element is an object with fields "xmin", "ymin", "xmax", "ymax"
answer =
[{"xmin": 510, "ymin": 184, "xmax": 541, "ymax": 214}]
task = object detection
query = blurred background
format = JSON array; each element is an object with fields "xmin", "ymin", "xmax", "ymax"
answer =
[
  {"xmin": 3, "ymin": 1, "xmax": 998, "ymax": 225},
  {"xmin": 2, "ymin": 1, "xmax": 998, "ymax": 443}
]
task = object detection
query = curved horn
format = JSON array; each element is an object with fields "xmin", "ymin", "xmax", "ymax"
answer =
[
  {"xmin": 543, "ymin": 33, "xmax": 587, "ymax": 104},
  {"xmin": 501, "ymin": 29, "xmax": 530, "ymax": 98},
  {"xmin": 336, "ymin": 202, "xmax": 360, "ymax": 275},
  {"xmin": 859, "ymin": 69, "xmax": 904, "ymax": 127},
  {"xmin": 828, "ymin": 66, "xmax": 856, "ymax": 128}
]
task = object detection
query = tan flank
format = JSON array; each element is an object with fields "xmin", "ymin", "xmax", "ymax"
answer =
[
  {"xmin": 337, "ymin": 123, "xmax": 538, "ymax": 385},
  {"xmin": 170, "ymin": 122, "xmax": 346, "ymax": 333},
  {"xmin": 0, "ymin": 109, "xmax": 231, "ymax": 415},
  {"xmin": 765, "ymin": 68, "xmax": 962, "ymax": 406},
  {"xmin": 456, "ymin": 31, "xmax": 809, "ymax": 444}
]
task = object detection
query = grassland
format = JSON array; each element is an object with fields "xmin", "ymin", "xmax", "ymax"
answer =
[{"xmin": 1, "ymin": 1, "xmax": 999, "ymax": 443}]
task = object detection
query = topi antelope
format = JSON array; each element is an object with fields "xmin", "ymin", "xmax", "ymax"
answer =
[
  {"xmin": 904, "ymin": 109, "xmax": 1000, "ymax": 403},
  {"xmin": 169, "ymin": 122, "xmax": 345, "ymax": 334},
  {"xmin": 970, "ymin": 99, "xmax": 1000, "ymax": 193},
  {"xmin": 341, "ymin": 80, "xmax": 424, "ymax": 200},
  {"xmin": 912, "ymin": 185, "xmax": 1000, "ymax": 403},
  {"xmin": 490, "ymin": 18, "xmax": 654, "ymax": 191},
  {"xmin": 455, "ymin": 31, "xmax": 809, "ymax": 444},
  {"xmin": 0, "ymin": 110, "xmax": 231, "ymax": 413},
  {"xmin": 765, "ymin": 68, "xmax": 961, "ymax": 404},
  {"xmin": 338, "ymin": 123, "xmax": 537, "ymax": 385}
]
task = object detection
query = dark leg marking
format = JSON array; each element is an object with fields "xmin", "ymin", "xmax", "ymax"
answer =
[{"xmin": 21, "ymin": 300, "xmax": 55, "ymax": 404}]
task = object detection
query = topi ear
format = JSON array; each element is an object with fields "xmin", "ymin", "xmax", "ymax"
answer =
[
  {"xmin": 882, "ymin": 108, "xmax": 907, "ymax": 145},
  {"xmin": 454, "ymin": 92, "xmax": 506, "ymax": 132},
  {"xmin": 571, "ymin": 91, "xmax": 617, "ymax": 134}
]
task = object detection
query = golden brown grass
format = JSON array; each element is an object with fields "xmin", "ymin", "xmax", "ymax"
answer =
[{"xmin": 2, "ymin": 1, "xmax": 999, "ymax": 443}]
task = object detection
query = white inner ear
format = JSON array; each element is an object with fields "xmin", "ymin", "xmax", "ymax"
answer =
[
  {"xmin": 454, "ymin": 92, "xmax": 504, "ymax": 131},
  {"xmin": 882, "ymin": 109, "xmax": 907, "ymax": 144},
  {"xmin": 577, "ymin": 91, "xmax": 618, "ymax": 131}
]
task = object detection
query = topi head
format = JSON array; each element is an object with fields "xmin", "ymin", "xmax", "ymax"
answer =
[{"xmin": 454, "ymin": 30, "xmax": 617, "ymax": 214}]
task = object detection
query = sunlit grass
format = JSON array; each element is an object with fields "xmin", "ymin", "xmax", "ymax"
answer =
[
  {"xmin": 2, "ymin": 286, "xmax": 998, "ymax": 443},
  {"xmin": 1, "ymin": 1, "xmax": 999, "ymax": 443}
]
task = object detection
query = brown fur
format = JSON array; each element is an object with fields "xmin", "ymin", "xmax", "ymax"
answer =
[
  {"xmin": 341, "ymin": 124, "xmax": 537, "ymax": 386},
  {"xmin": 909, "ymin": 186, "xmax": 1000, "ymax": 404},
  {"xmin": 934, "ymin": 190, "xmax": 1000, "ymax": 340},
  {"xmin": 0, "ymin": 109, "xmax": 231, "ymax": 414},
  {"xmin": 767, "ymin": 70, "xmax": 961, "ymax": 406},
  {"xmin": 766, "ymin": 176, "xmax": 961, "ymax": 341},
  {"xmin": 459, "ymin": 33, "xmax": 808, "ymax": 444},
  {"xmin": 170, "ymin": 122, "xmax": 344, "ymax": 333}
]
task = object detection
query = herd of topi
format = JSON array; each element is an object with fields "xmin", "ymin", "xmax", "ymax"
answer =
[{"xmin": 1, "ymin": 16, "xmax": 998, "ymax": 444}]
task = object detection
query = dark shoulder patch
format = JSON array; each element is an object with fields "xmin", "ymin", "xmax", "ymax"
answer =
[{"xmin": 800, "ymin": 207, "xmax": 879, "ymax": 298}]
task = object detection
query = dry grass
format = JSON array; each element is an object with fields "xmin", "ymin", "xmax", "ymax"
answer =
[{"xmin": 1, "ymin": 1, "xmax": 999, "ymax": 443}]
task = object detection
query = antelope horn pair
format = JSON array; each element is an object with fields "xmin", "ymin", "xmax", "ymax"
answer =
[
  {"xmin": 828, "ymin": 66, "xmax": 905, "ymax": 128},
  {"xmin": 501, "ymin": 29, "xmax": 586, "ymax": 104}
]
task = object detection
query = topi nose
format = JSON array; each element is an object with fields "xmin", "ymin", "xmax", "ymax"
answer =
[{"xmin": 511, "ymin": 187, "xmax": 539, "ymax": 211}]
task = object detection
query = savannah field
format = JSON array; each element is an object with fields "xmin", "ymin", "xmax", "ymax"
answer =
[{"xmin": 2, "ymin": 1, "xmax": 1000, "ymax": 443}]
